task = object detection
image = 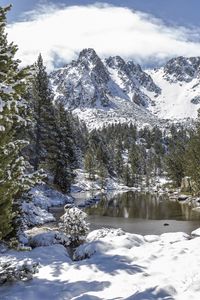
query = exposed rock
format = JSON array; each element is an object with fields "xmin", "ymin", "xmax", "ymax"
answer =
[
  {"xmin": 180, "ymin": 177, "xmax": 194, "ymax": 193},
  {"xmin": 191, "ymin": 228, "xmax": 200, "ymax": 237},
  {"xmin": 50, "ymin": 48, "xmax": 160, "ymax": 129},
  {"xmin": 178, "ymin": 195, "xmax": 189, "ymax": 201},
  {"xmin": 191, "ymin": 96, "xmax": 200, "ymax": 104},
  {"xmin": 50, "ymin": 50, "xmax": 200, "ymax": 128},
  {"xmin": 163, "ymin": 56, "xmax": 200, "ymax": 83}
]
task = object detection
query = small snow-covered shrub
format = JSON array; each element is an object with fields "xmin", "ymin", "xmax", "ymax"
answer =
[
  {"xmin": 59, "ymin": 207, "xmax": 89, "ymax": 246},
  {"xmin": 0, "ymin": 259, "xmax": 39, "ymax": 284}
]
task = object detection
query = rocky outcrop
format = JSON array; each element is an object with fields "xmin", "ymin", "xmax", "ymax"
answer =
[
  {"xmin": 163, "ymin": 56, "xmax": 200, "ymax": 83},
  {"xmin": 50, "ymin": 48, "xmax": 160, "ymax": 110},
  {"xmin": 180, "ymin": 176, "xmax": 196, "ymax": 194},
  {"xmin": 50, "ymin": 50, "xmax": 200, "ymax": 128}
]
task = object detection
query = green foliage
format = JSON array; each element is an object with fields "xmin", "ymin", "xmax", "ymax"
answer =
[
  {"xmin": 59, "ymin": 207, "xmax": 89, "ymax": 246},
  {"xmin": 122, "ymin": 164, "xmax": 132, "ymax": 187},
  {"xmin": 0, "ymin": 6, "xmax": 42, "ymax": 240},
  {"xmin": 165, "ymin": 126, "xmax": 188, "ymax": 187},
  {"xmin": 51, "ymin": 103, "xmax": 77, "ymax": 192},
  {"xmin": 28, "ymin": 54, "xmax": 55, "ymax": 170},
  {"xmin": 83, "ymin": 123, "xmax": 167, "ymax": 188},
  {"xmin": 28, "ymin": 55, "xmax": 77, "ymax": 192},
  {"xmin": 84, "ymin": 148, "xmax": 96, "ymax": 180},
  {"xmin": 185, "ymin": 122, "xmax": 200, "ymax": 193}
]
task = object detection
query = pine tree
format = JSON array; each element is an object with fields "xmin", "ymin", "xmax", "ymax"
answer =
[
  {"xmin": 29, "ymin": 54, "xmax": 55, "ymax": 171},
  {"xmin": 97, "ymin": 163, "xmax": 107, "ymax": 189},
  {"xmin": 114, "ymin": 146, "xmax": 123, "ymax": 177},
  {"xmin": 165, "ymin": 126, "xmax": 187, "ymax": 187},
  {"xmin": 122, "ymin": 164, "xmax": 132, "ymax": 187},
  {"xmin": 0, "ymin": 6, "xmax": 42, "ymax": 240},
  {"xmin": 51, "ymin": 103, "xmax": 77, "ymax": 192},
  {"xmin": 29, "ymin": 57, "xmax": 78, "ymax": 192},
  {"xmin": 185, "ymin": 115, "xmax": 200, "ymax": 193},
  {"xmin": 84, "ymin": 148, "xmax": 96, "ymax": 180}
]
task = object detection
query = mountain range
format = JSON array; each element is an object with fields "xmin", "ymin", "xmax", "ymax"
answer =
[{"xmin": 50, "ymin": 48, "xmax": 200, "ymax": 129}]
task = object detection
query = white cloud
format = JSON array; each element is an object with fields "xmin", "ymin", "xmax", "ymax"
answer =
[{"xmin": 7, "ymin": 3, "xmax": 200, "ymax": 70}]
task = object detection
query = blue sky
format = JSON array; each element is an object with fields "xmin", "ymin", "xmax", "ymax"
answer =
[
  {"xmin": 2, "ymin": 0, "xmax": 200, "ymax": 27},
  {"xmin": 2, "ymin": 1, "xmax": 200, "ymax": 70}
]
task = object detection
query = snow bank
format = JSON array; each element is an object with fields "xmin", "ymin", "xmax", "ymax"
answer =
[
  {"xmin": 20, "ymin": 184, "xmax": 74, "ymax": 228},
  {"xmin": 29, "ymin": 231, "xmax": 70, "ymax": 248},
  {"xmin": 71, "ymin": 169, "xmax": 137, "ymax": 192},
  {"xmin": 1, "ymin": 228, "xmax": 200, "ymax": 299},
  {"xmin": 191, "ymin": 228, "xmax": 200, "ymax": 237},
  {"xmin": 21, "ymin": 201, "xmax": 55, "ymax": 227},
  {"xmin": 29, "ymin": 184, "xmax": 73, "ymax": 209},
  {"xmin": 74, "ymin": 228, "xmax": 144, "ymax": 260}
]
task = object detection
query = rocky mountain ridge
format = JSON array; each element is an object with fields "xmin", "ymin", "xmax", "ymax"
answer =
[{"xmin": 50, "ymin": 49, "xmax": 200, "ymax": 129}]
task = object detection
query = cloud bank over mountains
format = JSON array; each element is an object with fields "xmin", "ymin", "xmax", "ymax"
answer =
[{"xmin": 7, "ymin": 3, "xmax": 200, "ymax": 70}]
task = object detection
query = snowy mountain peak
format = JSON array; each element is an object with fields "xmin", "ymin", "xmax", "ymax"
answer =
[
  {"xmin": 50, "ymin": 48, "xmax": 111, "ymax": 109},
  {"xmin": 163, "ymin": 56, "xmax": 200, "ymax": 83},
  {"xmin": 51, "ymin": 49, "xmax": 160, "ymax": 111},
  {"xmin": 78, "ymin": 48, "xmax": 107, "ymax": 73},
  {"xmin": 50, "ymin": 49, "xmax": 161, "ymax": 128},
  {"xmin": 148, "ymin": 56, "xmax": 200, "ymax": 120},
  {"xmin": 78, "ymin": 48, "xmax": 99, "ymax": 62},
  {"xmin": 105, "ymin": 56, "xmax": 161, "ymax": 95},
  {"xmin": 51, "ymin": 50, "xmax": 200, "ymax": 129},
  {"xmin": 105, "ymin": 55, "xmax": 126, "ymax": 69}
]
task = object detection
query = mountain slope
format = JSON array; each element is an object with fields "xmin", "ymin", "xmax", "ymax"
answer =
[
  {"xmin": 50, "ymin": 48, "xmax": 160, "ymax": 128},
  {"xmin": 147, "ymin": 56, "xmax": 200, "ymax": 120},
  {"xmin": 50, "ymin": 50, "xmax": 200, "ymax": 129}
]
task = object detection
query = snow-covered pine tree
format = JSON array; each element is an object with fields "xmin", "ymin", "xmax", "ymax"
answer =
[
  {"xmin": 59, "ymin": 206, "xmax": 89, "ymax": 246},
  {"xmin": 29, "ymin": 54, "xmax": 56, "ymax": 171},
  {"xmin": 29, "ymin": 55, "xmax": 78, "ymax": 192},
  {"xmin": 50, "ymin": 102, "xmax": 77, "ymax": 192},
  {"xmin": 0, "ymin": 5, "xmax": 43, "ymax": 240},
  {"xmin": 84, "ymin": 148, "xmax": 96, "ymax": 180}
]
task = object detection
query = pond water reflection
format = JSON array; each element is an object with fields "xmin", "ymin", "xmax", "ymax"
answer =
[{"xmin": 84, "ymin": 191, "xmax": 200, "ymax": 235}]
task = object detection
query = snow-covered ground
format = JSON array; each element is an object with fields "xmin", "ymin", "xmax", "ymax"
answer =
[
  {"xmin": 71, "ymin": 169, "xmax": 138, "ymax": 192},
  {"xmin": 20, "ymin": 184, "xmax": 73, "ymax": 229},
  {"xmin": 71, "ymin": 169, "xmax": 167, "ymax": 193},
  {"xmin": 147, "ymin": 68, "xmax": 200, "ymax": 120},
  {"xmin": 1, "ymin": 228, "xmax": 200, "ymax": 299}
]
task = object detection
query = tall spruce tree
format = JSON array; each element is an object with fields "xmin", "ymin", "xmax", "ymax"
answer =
[
  {"xmin": 29, "ymin": 54, "xmax": 56, "ymax": 171},
  {"xmin": 0, "ymin": 6, "xmax": 42, "ymax": 240},
  {"xmin": 29, "ymin": 56, "xmax": 77, "ymax": 192},
  {"xmin": 165, "ymin": 126, "xmax": 187, "ymax": 187},
  {"xmin": 51, "ymin": 103, "xmax": 77, "ymax": 192},
  {"xmin": 185, "ymin": 114, "xmax": 200, "ymax": 193}
]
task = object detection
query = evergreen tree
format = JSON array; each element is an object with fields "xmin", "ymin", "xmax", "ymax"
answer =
[
  {"xmin": 165, "ymin": 126, "xmax": 187, "ymax": 186},
  {"xmin": 84, "ymin": 148, "xmax": 96, "ymax": 180},
  {"xmin": 114, "ymin": 146, "xmax": 123, "ymax": 177},
  {"xmin": 185, "ymin": 116, "xmax": 200, "ymax": 193},
  {"xmin": 29, "ymin": 55, "xmax": 77, "ymax": 192},
  {"xmin": 122, "ymin": 164, "xmax": 132, "ymax": 187},
  {"xmin": 0, "ymin": 6, "xmax": 42, "ymax": 240},
  {"xmin": 51, "ymin": 103, "xmax": 77, "ymax": 192},
  {"xmin": 29, "ymin": 54, "xmax": 55, "ymax": 171},
  {"xmin": 97, "ymin": 163, "xmax": 107, "ymax": 189}
]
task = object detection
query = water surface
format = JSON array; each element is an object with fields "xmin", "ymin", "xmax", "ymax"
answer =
[{"xmin": 84, "ymin": 191, "xmax": 200, "ymax": 235}]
